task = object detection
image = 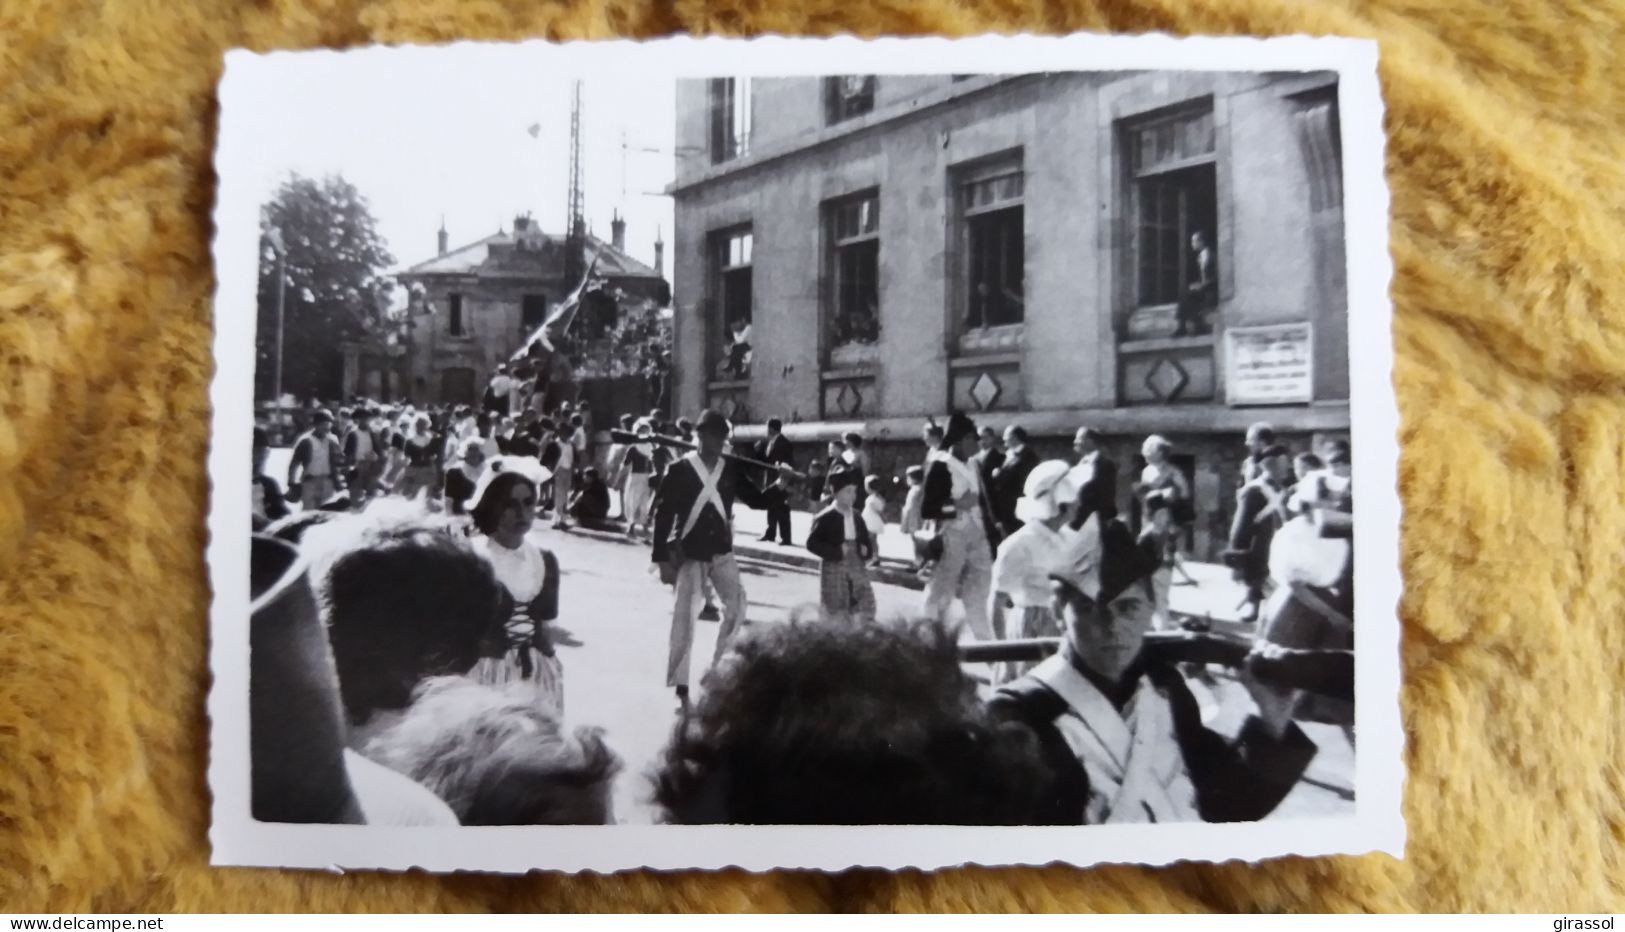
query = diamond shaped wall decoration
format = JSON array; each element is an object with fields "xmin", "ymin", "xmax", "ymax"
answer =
[
  {"xmin": 836, "ymin": 382, "xmax": 863, "ymax": 416},
  {"xmin": 968, "ymin": 371, "xmax": 1002, "ymax": 410},
  {"xmin": 1143, "ymin": 356, "xmax": 1189, "ymax": 402}
]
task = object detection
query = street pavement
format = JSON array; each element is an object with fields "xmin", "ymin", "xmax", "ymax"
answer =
[{"xmin": 260, "ymin": 447, "xmax": 1353, "ymax": 823}]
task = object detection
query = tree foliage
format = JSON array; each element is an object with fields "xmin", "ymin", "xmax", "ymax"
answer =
[{"xmin": 256, "ymin": 174, "xmax": 395, "ymax": 403}]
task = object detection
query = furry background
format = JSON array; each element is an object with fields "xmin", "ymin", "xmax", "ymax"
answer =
[{"xmin": 2, "ymin": 0, "xmax": 1623, "ymax": 913}]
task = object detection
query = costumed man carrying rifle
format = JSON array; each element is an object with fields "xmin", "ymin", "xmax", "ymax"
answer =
[{"xmin": 647, "ymin": 409, "xmax": 798, "ymax": 705}]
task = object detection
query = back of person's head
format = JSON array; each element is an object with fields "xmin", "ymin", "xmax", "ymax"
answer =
[
  {"xmin": 653, "ymin": 617, "xmax": 1051, "ymax": 825},
  {"xmin": 905, "ymin": 465, "xmax": 924, "ymax": 485},
  {"xmin": 843, "ymin": 432, "xmax": 863, "ymax": 449},
  {"xmin": 570, "ymin": 413, "xmax": 584, "ymax": 427},
  {"xmin": 767, "ymin": 417, "xmax": 783, "ymax": 433},
  {"xmin": 302, "ymin": 502, "xmax": 509, "ymax": 724},
  {"xmin": 363, "ymin": 677, "xmax": 621, "ymax": 825},
  {"xmin": 864, "ymin": 475, "xmax": 883, "ymax": 494}
]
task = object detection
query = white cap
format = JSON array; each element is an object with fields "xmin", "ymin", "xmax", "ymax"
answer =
[{"xmin": 1014, "ymin": 459, "xmax": 1080, "ymax": 524}]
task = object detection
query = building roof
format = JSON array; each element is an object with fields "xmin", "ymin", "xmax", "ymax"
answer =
[{"xmin": 397, "ymin": 229, "xmax": 663, "ymax": 282}]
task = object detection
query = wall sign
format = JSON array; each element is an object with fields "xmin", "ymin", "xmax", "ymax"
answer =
[{"xmin": 1225, "ymin": 322, "xmax": 1313, "ymax": 405}]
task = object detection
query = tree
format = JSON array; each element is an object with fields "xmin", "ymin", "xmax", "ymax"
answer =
[{"xmin": 256, "ymin": 174, "xmax": 395, "ymax": 404}]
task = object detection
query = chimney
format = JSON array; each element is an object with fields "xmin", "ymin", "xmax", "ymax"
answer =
[
  {"xmin": 437, "ymin": 217, "xmax": 448, "ymax": 256},
  {"xmin": 513, "ymin": 214, "xmax": 530, "ymax": 234},
  {"xmin": 654, "ymin": 225, "xmax": 665, "ymax": 277},
  {"xmin": 611, "ymin": 210, "xmax": 627, "ymax": 252}
]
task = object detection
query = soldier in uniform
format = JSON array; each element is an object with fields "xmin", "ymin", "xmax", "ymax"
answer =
[
  {"xmin": 1226, "ymin": 443, "xmax": 1294, "ymax": 623},
  {"xmin": 989, "ymin": 492, "xmax": 1316, "ymax": 825},
  {"xmin": 651, "ymin": 409, "xmax": 795, "ymax": 704}
]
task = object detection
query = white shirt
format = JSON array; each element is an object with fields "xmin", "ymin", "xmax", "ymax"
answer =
[
  {"xmin": 993, "ymin": 520, "xmax": 1067, "ymax": 608},
  {"xmin": 490, "ymin": 374, "xmax": 513, "ymax": 397},
  {"xmin": 474, "ymin": 536, "xmax": 547, "ymax": 604},
  {"xmin": 555, "ymin": 438, "xmax": 575, "ymax": 470}
]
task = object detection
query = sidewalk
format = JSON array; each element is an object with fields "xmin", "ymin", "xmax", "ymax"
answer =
[{"xmin": 594, "ymin": 490, "xmax": 1253, "ymax": 626}]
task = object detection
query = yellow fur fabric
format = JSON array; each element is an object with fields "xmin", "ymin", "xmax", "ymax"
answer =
[{"xmin": 2, "ymin": 0, "xmax": 1623, "ymax": 913}]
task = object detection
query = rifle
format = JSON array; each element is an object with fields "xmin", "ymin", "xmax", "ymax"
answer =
[{"xmin": 608, "ymin": 429, "xmax": 807, "ymax": 480}]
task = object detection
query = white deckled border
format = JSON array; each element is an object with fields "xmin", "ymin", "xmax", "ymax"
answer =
[{"xmin": 205, "ymin": 32, "xmax": 1404, "ymax": 873}]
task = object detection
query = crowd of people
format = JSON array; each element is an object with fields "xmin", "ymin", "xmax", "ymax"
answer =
[{"xmin": 249, "ymin": 387, "xmax": 1356, "ymax": 827}]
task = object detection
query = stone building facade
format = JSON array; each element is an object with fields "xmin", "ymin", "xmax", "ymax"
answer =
[
  {"xmin": 347, "ymin": 214, "xmax": 668, "ymax": 407},
  {"xmin": 669, "ymin": 72, "xmax": 1352, "ymax": 557}
]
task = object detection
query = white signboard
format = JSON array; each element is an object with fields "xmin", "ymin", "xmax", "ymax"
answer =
[{"xmin": 1226, "ymin": 322, "xmax": 1314, "ymax": 405}]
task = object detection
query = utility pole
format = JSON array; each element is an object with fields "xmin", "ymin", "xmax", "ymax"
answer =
[
  {"xmin": 266, "ymin": 225, "xmax": 287, "ymax": 441},
  {"xmin": 564, "ymin": 80, "xmax": 585, "ymax": 288}
]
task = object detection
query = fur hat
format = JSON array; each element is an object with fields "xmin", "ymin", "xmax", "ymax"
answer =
[
  {"xmin": 941, "ymin": 411, "xmax": 977, "ymax": 447},
  {"xmin": 826, "ymin": 464, "xmax": 862, "ymax": 493},
  {"xmin": 694, "ymin": 409, "xmax": 730, "ymax": 438}
]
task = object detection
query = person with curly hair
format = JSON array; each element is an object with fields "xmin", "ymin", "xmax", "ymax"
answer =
[
  {"xmin": 361, "ymin": 677, "xmax": 621, "ymax": 825},
  {"xmin": 652, "ymin": 617, "xmax": 1054, "ymax": 825},
  {"xmin": 300, "ymin": 502, "xmax": 510, "ymax": 730}
]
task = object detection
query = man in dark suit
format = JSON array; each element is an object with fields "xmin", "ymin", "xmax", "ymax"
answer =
[
  {"xmin": 1071, "ymin": 426, "xmax": 1120, "ymax": 519},
  {"xmin": 970, "ymin": 426, "xmax": 1005, "ymax": 493},
  {"xmin": 755, "ymin": 417, "xmax": 795, "ymax": 545},
  {"xmin": 991, "ymin": 424, "xmax": 1039, "ymax": 536}
]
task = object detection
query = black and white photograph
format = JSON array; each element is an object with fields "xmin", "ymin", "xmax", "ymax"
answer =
[{"xmin": 208, "ymin": 34, "xmax": 1403, "ymax": 872}]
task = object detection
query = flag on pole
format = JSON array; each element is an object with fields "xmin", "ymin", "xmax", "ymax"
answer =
[{"xmin": 514, "ymin": 252, "xmax": 600, "ymax": 359}]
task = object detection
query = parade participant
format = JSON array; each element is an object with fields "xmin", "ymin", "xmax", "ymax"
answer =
[
  {"xmin": 971, "ymin": 427, "xmax": 1005, "ymax": 493},
  {"xmin": 1134, "ymin": 434, "xmax": 1191, "ymax": 523},
  {"xmin": 361, "ymin": 676, "xmax": 620, "ymax": 826},
  {"xmin": 803, "ymin": 459, "xmax": 826, "ymax": 507},
  {"xmin": 1240, "ymin": 422, "xmax": 1276, "ymax": 484},
  {"xmin": 653, "ymin": 619, "xmax": 1052, "ymax": 825},
  {"xmin": 343, "ymin": 407, "xmax": 384, "ymax": 506},
  {"xmin": 900, "ymin": 465, "xmax": 926, "ymax": 536},
  {"xmin": 842, "ymin": 433, "xmax": 871, "ymax": 508},
  {"xmin": 442, "ymin": 436, "xmax": 486, "ymax": 516},
  {"xmin": 991, "ymin": 424, "xmax": 1039, "ymax": 536},
  {"xmin": 612, "ymin": 419, "xmax": 657, "ymax": 540},
  {"xmin": 920, "ymin": 411, "xmax": 1001, "ymax": 641},
  {"xmin": 805, "ymin": 465, "xmax": 877, "ymax": 625},
  {"xmin": 605, "ymin": 415, "xmax": 635, "ymax": 479},
  {"xmin": 1070, "ymin": 426, "xmax": 1118, "ymax": 504},
  {"xmin": 484, "ymin": 364, "xmax": 514, "ymax": 418},
  {"xmin": 1139, "ymin": 492, "xmax": 1179, "ymax": 630},
  {"xmin": 1226, "ymin": 443, "xmax": 1294, "ymax": 622},
  {"xmin": 922, "ymin": 422, "xmax": 944, "ymax": 452},
  {"xmin": 651, "ymin": 409, "xmax": 795, "ymax": 703},
  {"xmin": 989, "ymin": 512, "xmax": 1314, "ymax": 824},
  {"xmin": 860, "ymin": 475, "xmax": 887, "ymax": 567},
  {"xmin": 286, "ymin": 409, "xmax": 344, "ymax": 512},
  {"xmin": 551, "ymin": 415, "xmax": 576, "ymax": 530},
  {"xmin": 755, "ymin": 418, "xmax": 795, "ymax": 545},
  {"xmin": 465, "ymin": 458, "xmax": 564, "ymax": 716},
  {"xmin": 569, "ymin": 467, "xmax": 612, "ymax": 525},
  {"xmin": 396, "ymin": 417, "xmax": 438, "ymax": 500},
  {"xmin": 1288, "ymin": 452, "xmax": 1324, "ymax": 517},
  {"xmin": 379, "ymin": 431, "xmax": 408, "ymax": 494},
  {"xmin": 253, "ymin": 426, "xmax": 290, "ymax": 525},
  {"xmin": 988, "ymin": 460, "xmax": 1080, "ymax": 684}
]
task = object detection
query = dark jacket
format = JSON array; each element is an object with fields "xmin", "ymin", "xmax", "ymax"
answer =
[
  {"xmin": 988, "ymin": 659, "xmax": 1317, "ymax": 824},
  {"xmin": 919, "ymin": 451, "xmax": 1001, "ymax": 556},
  {"xmin": 805, "ymin": 506, "xmax": 873, "ymax": 563},
  {"xmin": 991, "ymin": 445, "xmax": 1040, "ymax": 534},
  {"xmin": 651, "ymin": 452, "xmax": 776, "ymax": 564},
  {"xmin": 1227, "ymin": 476, "xmax": 1291, "ymax": 583}
]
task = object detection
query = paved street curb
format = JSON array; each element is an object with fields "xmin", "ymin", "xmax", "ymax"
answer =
[{"xmin": 560, "ymin": 521, "xmax": 929, "ymax": 590}]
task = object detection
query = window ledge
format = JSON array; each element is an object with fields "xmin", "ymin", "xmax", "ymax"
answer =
[
  {"xmin": 1119, "ymin": 335, "xmax": 1216, "ymax": 353},
  {"xmin": 948, "ymin": 352, "xmax": 1021, "ymax": 370},
  {"xmin": 821, "ymin": 366, "xmax": 877, "ymax": 381},
  {"xmin": 707, "ymin": 378, "xmax": 751, "ymax": 391}
]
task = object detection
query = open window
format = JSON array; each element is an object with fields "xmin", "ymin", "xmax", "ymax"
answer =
[
  {"xmin": 954, "ymin": 157, "xmax": 1025, "ymax": 343},
  {"xmin": 825, "ymin": 76, "xmax": 876, "ymax": 123},
  {"xmin": 709, "ymin": 228, "xmax": 754, "ymax": 381},
  {"xmin": 824, "ymin": 190, "xmax": 880, "ymax": 359},
  {"xmin": 709, "ymin": 78, "xmax": 752, "ymax": 164}
]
